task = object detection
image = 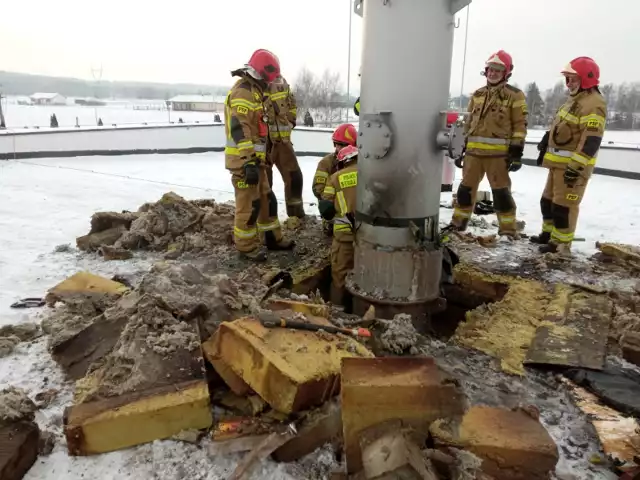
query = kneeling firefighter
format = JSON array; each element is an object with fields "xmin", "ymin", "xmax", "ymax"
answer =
[
  {"xmin": 224, "ymin": 49, "xmax": 295, "ymax": 262},
  {"xmin": 319, "ymin": 145, "xmax": 359, "ymax": 312},
  {"xmin": 265, "ymin": 74, "xmax": 305, "ymax": 218},
  {"xmin": 312, "ymin": 123, "xmax": 358, "ymax": 236},
  {"xmin": 450, "ymin": 50, "xmax": 528, "ymax": 238},
  {"xmin": 531, "ymin": 57, "xmax": 606, "ymax": 254}
]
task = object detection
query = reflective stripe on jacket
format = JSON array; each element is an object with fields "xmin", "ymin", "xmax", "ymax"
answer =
[
  {"xmin": 542, "ymin": 89, "xmax": 607, "ymax": 177},
  {"xmin": 464, "ymin": 83, "xmax": 528, "ymax": 156},
  {"xmin": 224, "ymin": 76, "xmax": 268, "ymax": 170},
  {"xmin": 321, "ymin": 161, "xmax": 358, "ymax": 241}
]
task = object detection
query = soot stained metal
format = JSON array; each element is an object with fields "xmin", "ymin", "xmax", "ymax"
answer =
[{"xmin": 348, "ymin": 0, "xmax": 470, "ymax": 318}]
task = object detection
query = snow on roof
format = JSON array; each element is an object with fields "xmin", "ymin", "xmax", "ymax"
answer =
[
  {"xmin": 168, "ymin": 95, "xmax": 226, "ymax": 103},
  {"xmin": 30, "ymin": 92, "xmax": 64, "ymax": 99}
]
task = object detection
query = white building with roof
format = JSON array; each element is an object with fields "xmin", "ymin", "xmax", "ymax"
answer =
[
  {"xmin": 30, "ymin": 93, "xmax": 67, "ymax": 105},
  {"xmin": 167, "ymin": 95, "xmax": 226, "ymax": 112}
]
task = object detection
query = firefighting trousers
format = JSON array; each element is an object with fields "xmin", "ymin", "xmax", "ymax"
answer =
[
  {"xmin": 231, "ymin": 166, "xmax": 283, "ymax": 253},
  {"xmin": 540, "ymin": 167, "xmax": 589, "ymax": 246},
  {"xmin": 268, "ymin": 142, "xmax": 305, "ymax": 218},
  {"xmin": 330, "ymin": 238, "xmax": 354, "ymax": 291},
  {"xmin": 451, "ymin": 155, "xmax": 517, "ymax": 235}
]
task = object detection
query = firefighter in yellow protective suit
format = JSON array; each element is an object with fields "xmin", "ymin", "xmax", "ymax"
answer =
[
  {"xmin": 530, "ymin": 57, "xmax": 607, "ymax": 254},
  {"xmin": 265, "ymin": 75, "xmax": 305, "ymax": 218},
  {"xmin": 450, "ymin": 50, "xmax": 528, "ymax": 238},
  {"xmin": 312, "ymin": 123, "xmax": 358, "ymax": 236},
  {"xmin": 224, "ymin": 49, "xmax": 294, "ymax": 262},
  {"xmin": 319, "ymin": 145, "xmax": 359, "ymax": 312}
]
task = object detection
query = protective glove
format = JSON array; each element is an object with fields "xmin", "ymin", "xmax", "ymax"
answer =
[
  {"xmin": 537, "ymin": 131, "xmax": 550, "ymax": 166},
  {"xmin": 318, "ymin": 200, "xmax": 336, "ymax": 221},
  {"xmin": 507, "ymin": 144, "xmax": 523, "ymax": 172},
  {"xmin": 243, "ymin": 159, "xmax": 260, "ymax": 185},
  {"xmin": 563, "ymin": 166, "xmax": 581, "ymax": 187},
  {"xmin": 454, "ymin": 154, "xmax": 464, "ymax": 169}
]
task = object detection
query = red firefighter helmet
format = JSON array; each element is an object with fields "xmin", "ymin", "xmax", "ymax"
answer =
[
  {"xmin": 561, "ymin": 57, "xmax": 600, "ymax": 90},
  {"xmin": 485, "ymin": 50, "xmax": 514, "ymax": 77},
  {"xmin": 246, "ymin": 49, "xmax": 281, "ymax": 84},
  {"xmin": 337, "ymin": 145, "xmax": 358, "ymax": 164},
  {"xmin": 332, "ymin": 123, "xmax": 357, "ymax": 146}
]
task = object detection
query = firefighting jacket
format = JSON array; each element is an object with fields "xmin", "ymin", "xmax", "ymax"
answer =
[
  {"xmin": 313, "ymin": 153, "xmax": 338, "ymax": 199},
  {"xmin": 322, "ymin": 160, "xmax": 358, "ymax": 241},
  {"xmin": 224, "ymin": 76, "xmax": 269, "ymax": 171},
  {"xmin": 542, "ymin": 89, "xmax": 607, "ymax": 179},
  {"xmin": 265, "ymin": 76, "xmax": 297, "ymax": 143},
  {"xmin": 464, "ymin": 83, "xmax": 528, "ymax": 157}
]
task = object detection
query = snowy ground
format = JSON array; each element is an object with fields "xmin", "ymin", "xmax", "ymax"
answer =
[{"xmin": 0, "ymin": 152, "xmax": 636, "ymax": 479}]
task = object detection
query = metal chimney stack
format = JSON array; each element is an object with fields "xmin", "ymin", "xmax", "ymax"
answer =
[{"xmin": 348, "ymin": 0, "xmax": 471, "ymax": 318}]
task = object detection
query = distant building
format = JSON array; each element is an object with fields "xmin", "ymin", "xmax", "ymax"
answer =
[
  {"xmin": 30, "ymin": 93, "xmax": 67, "ymax": 106},
  {"xmin": 167, "ymin": 95, "xmax": 226, "ymax": 112}
]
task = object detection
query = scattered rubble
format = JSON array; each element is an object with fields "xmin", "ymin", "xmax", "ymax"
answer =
[
  {"xmin": 34, "ymin": 388, "xmax": 60, "ymax": 408},
  {"xmin": 17, "ymin": 192, "xmax": 640, "ymax": 479},
  {"xmin": 341, "ymin": 357, "xmax": 466, "ymax": 474},
  {"xmin": 430, "ymin": 405, "xmax": 559, "ymax": 480},
  {"xmin": 0, "ymin": 387, "xmax": 37, "ymax": 425},
  {"xmin": 0, "ymin": 323, "xmax": 41, "ymax": 358},
  {"xmin": 0, "ymin": 387, "xmax": 40, "ymax": 480},
  {"xmin": 378, "ymin": 313, "xmax": 419, "ymax": 355}
]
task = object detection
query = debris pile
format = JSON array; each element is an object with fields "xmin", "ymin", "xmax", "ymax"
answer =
[
  {"xmin": 10, "ymin": 192, "xmax": 640, "ymax": 479},
  {"xmin": 0, "ymin": 322, "xmax": 40, "ymax": 358},
  {"xmin": 75, "ymin": 192, "xmax": 236, "ymax": 259}
]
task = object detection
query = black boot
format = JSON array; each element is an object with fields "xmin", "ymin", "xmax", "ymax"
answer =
[
  {"xmin": 538, "ymin": 242, "xmax": 558, "ymax": 254},
  {"xmin": 239, "ymin": 246, "xmax": 267, "ymax": 262},
  {"xmin": 266, "ymin": 238, "xmax": 296, "ymax": 251},
  {"xmin": 530, "ymin": 232, "xmax": 551, "ymax": 245}
]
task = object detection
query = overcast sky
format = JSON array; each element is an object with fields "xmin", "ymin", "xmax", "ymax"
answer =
[{"xmin": 1, "ymin": 0, "xmax": 637, "ymax": 94}]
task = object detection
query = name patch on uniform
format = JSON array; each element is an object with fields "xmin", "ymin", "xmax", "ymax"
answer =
[
  {"xmin": 339, "ymin": 172, "xmax": 357, "ymax": 189},
  {"xmin": 236, "ymin": 106, "xmax": 249, "ymax": 115},
  {"xmin": 566, "ymin": 193, "xmax": 579, "ymax": 201},
  {"xmin": 586, "ymin": 119, "xmax": 600, "ymax": 130}
]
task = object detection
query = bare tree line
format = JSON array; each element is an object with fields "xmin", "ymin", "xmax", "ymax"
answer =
[
  {"xmin": 451, "ymin": 81, "xmax": 640, "ymax": 130},
  {"xmin": 292, "ymin": 67, "xmax": 354, "ymax": 127}
]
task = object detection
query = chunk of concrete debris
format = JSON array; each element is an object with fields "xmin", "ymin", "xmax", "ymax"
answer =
[
  {"xmin": 272, "ymin": 399, "xmax": 342, "ymax": 463},
  {"xmin": 45, "ymin": 271, "xmax": 129, "ymax": 305},
  {"xmin": 89, "ymin": 211, "xmax": 139, "ymax": 234},
  {"xmin": 171, "ymin": 429, "xmax": 204, "ymax": 444},
  {"xmin": 378, "ymin": 313, "xmax": 419, "ymax": 355},
  {"xmin": 203, "ymin": 317, "xmax": 373, "ymax": 414},
  {"xmin": 0, "ymin": 421, "xmax": 41, "ymax": 480},
  {"xmin": 217, "ymin": 391, "xmax": 267, "ymax": 417},
  {"xmin": 76, "ymin": 225, "xmax": 127, "ymax": 252},
  {"xmin": 63, "ymin": 292, "xmax": 212, "ymax": 455},
  {"xmin": 0, "ymin": 387, "xmax": 40, "ymax": 480},
  {"xmin": 34, "ymin": 389, "xmax": 60, "ymax": 408},
  {"xmin": 98, "ymin": 245, "xmax": 133, "ymax": 261},
  {"xmin": 341, "ymin": 357, "xmax": 466, "ymax": 474},
  {"xmin": 0, "ymin": 323, "xmax": 40, "ymax": 342},
  {"xmin": 115, "ymin": 192, "xmax": 205, "ymax": 251},
  {"xmin": 621, "ymin": 332, "xmax": 640, "ymax": 368},
  {"xmin": 0, "ymin": 336, "xmax": 20, "ymax": 358},
  {"xmin": 596, "ymin": 242, "xmax": 640, "ymax": 267},
  {"xmin": 49, "ymin": 292, "xmax": 140, "ymax": 380},
  {"xmin": 360, "ymin": 421, "xmax": 439, "ymax": 480},
  {"xmin": 430, "ymin": 406, "xmax": 558, "ymax": 480},
  {"xmin": 38, "ymin": 430, "xmax": 56, "ymax": 456},
  {"xmin": 0, "ymin": 387, "xmax": 37, "ymax": 425}
]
